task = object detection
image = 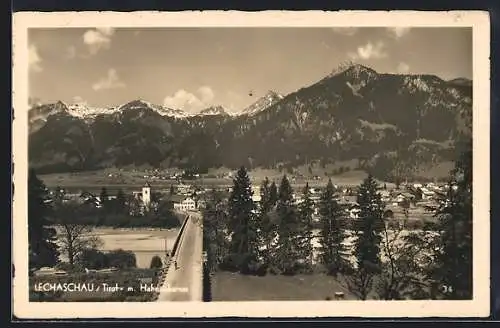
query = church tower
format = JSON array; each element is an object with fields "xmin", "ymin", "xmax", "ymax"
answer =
[{"xmin": 142, "ymin": 182, "xmax": 151, "ymax": 208}]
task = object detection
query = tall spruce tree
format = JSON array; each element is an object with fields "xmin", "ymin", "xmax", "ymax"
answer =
[
  {"xmin": 260, "ymin": 177, "xmax": 271, "ymax": 212},
  {"xmin": 430, "ymin": 143, "xmax": 472, "ymax": 299},
  {"xmin": 203, "ymin": 189, "xmax": 229, "ymax": 272},
  {"xmin": 269, "ymin": 181, "xmax": 278, "ymax": 207},
  {"xmin": 115, "ymin": 189, "xmax": 126, "ymax": 214},
  {"xmin": 28, "ymin": 169, "xmax": 59, "ymax": 270},
  {"xmin": 276, "ymin": 175, "xmax": 300, "ymax": 274},
  {"xmin": 258, "ymin": 177, "xmax": 277, "ymax": 267},
  {"xmin": 318, "ymin": 178, "xmax": 348, "ymax": 276},
  {"xmin": 349, "ymin": 174, "xmax": 385, "ymax": 300},
  {"xmin": 100, "ymin": 187, "xmax": 110, "ymax": 212},
  {"xmin": 297, "ymin": 183, "xmax": 314, "ymax": 271},
  {"xmin": 227, "ymin": 166, "xmax": 258, "ymax": 272}
]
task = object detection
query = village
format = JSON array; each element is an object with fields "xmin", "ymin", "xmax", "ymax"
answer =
[{"xmin": 52, "ymin": 173, "xmax": 449, "ymax": 228}]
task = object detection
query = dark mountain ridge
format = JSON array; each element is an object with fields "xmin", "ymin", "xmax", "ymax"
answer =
[{"xmin": 28, "ymin": 64, "xmax": 472, "ymax": 181}]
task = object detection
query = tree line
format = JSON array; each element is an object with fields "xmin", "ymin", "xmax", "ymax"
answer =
[
  {"xmin": 49, "ymin": 185, "xmax": 181, "ymax": 228},
  {"xmin": 27, "ymin": 170, "xmax": 179, "ymax": 273},
  {"xmin": 202, "ymin": 143, "xmax": 472, "ymax": 300}
]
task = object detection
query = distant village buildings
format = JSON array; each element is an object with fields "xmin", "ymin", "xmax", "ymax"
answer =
[
  {"xmin": 49, "ymin": 175, "xmax": 449, "ymax": 225},
  {"xmin": 130, "ymin": 182, "xmax": 153, "ymax": 215},
  {"xmin": 176, "ymin": 183, "xmax": 192, "ymax": 195},
  {"xmin": 251, "ymin": 186, "xmax": 261, "ymax": 203},
  {"xmin": 172, "ymin": 196, "xmax": 196, "ymax": 211}
]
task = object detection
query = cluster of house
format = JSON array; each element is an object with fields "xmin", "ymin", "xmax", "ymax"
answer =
[
  {"xmin": 131, "ymin": 182, "xmax": 201, "ymax": 213},
  {"xmin": 264, "ymin": 182, "xmax": 447, "ymax": 221},
  {"xmin": 52, "ymin": 179, "xmax": 451, "ymax": 220},
  {"xmin": 168, "ymin": 180, "xmax": 450, "ymax": 220},
  {"xmin": 51, "ymin": 182, "xmax": 201, "ymax": 215},
  {"xmin": 50, "ymin": 190, "xmax": 117, "ymax": 207}
]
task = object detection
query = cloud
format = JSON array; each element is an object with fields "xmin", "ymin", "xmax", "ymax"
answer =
[
  {"xmin": 198, "ymin": 86, "xmax": 215, "ymax": 103},
  {"xmin": 92, "ymin": 68, "xmax": 126, "ymax": 91},
  {"xmin": 348, "ymin": 41, "xmax": 388, "ymax": 61},
  {"xmin": 83, "ymin": 27, "xmax": 115, "ymax": 55},
  {"xmin": 163, "ymin": 86, "xmax": 216, "ymax": 113},
  {"xmin": 29, "ymin": 44, "xmax": 42, "ymax": 72},
  {"xmin": 387, "ymin": 27, "xmax": 411, "ymax": 39},
  {"xmin": 397, "ymin": 62, "xmax": 410, "ymax": 74},
  {"xmin": 163, "ymin": 90, "xmax": 204, "ymax": 113},
  {"xmin": 331, "ymin": 27, "xmax": 359, "ymax": 36},
  {"xmin": 96, "ymin": 27, "xmax": 114, "ymax": 36}
]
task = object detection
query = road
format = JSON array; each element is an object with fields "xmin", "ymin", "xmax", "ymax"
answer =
[{"xmin": 157, "ymin": 211, "xmax": 203, "ymax": 302}]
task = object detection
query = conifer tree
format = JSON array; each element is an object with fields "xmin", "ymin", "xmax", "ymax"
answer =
[
  {"xmin": 258, "ymin": 177, "xmax": 277, "ymax": 266},
  {"xmin": 318, "ymin": 178, "xmax": 348, "ymax": 276},
  {"xmin": 28, "ymin": 169, "xmax": 60, "ymax": 270},
  {"xmin": 297, "ymin": 183, "xmax": 314, "ymax": 270},
  {"xmin": 429, "ymin": 143, "xmax": 472, "ymax": 299},
  {"xmin": 227, "ymin": 166, "xmax": 258, "ymax": 272},
  {"xmin": 260, "ymin": 177, "xmax": 271, "ymax": 211},
  {"xmin": 269, "ymin": 181, "xmax": 278, "ymax": 207},
  {"xmin": 349, "ymin": 174, "xmax": 385, "ymax": 300},
  {"xmin": 203, "ymin": 189, "xmax": 229, "ymax": 272},
  {"xmin": 275, "ymin": 175, "xmax": 300, "ymax": 274},
  {"xmin": 100, "ymin": 187, "xmax": 110, "ymax": 212},
  {"xmin": 115, "ymin": 189, "xmax": 126, "ymax": 214}
]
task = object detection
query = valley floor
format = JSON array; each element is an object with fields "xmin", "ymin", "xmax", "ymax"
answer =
[{"xmin": 39, "ymin": 167, "xmax": 377, "ymax": 193}]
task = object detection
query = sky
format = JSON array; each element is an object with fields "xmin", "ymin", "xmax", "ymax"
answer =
[{"xmin": 28, "ymin": 27, "xmax": 472, "ymax": 114}]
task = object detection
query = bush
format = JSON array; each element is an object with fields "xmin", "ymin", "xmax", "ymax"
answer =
[
  {"xmin": 218, "ymin": 253, "xmax": 263, "ymax": 274},
  {"xmin": 218, "ymin": 254, "xmax": 242, "ymax": 272},
  {"xmin": 242, "ymin": 258, "xmax": 267, "ymax": 276},
  {"xmin": 149, "ymin": 255, "xmax": 163, "ymax": 269},
  {"xmin": 107, "ymin": 249, "xmax": 137, "ymax": 269},
  {"xmin": 55, "ymin": 262, "xmax": 85, "ymax": 273},
  {"xmin": 76, "ymin": 248, "xmax": 109, "ymax": 270}
]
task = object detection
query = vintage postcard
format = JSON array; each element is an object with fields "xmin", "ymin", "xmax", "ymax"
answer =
[{"xmin": 12, "ymin": 10, "xmax": 490, "ymax": 318}]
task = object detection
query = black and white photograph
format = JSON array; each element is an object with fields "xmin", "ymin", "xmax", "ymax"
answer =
[{"xmin": 12, "ymin": 11, "xmax": 490, "ymax": 318}]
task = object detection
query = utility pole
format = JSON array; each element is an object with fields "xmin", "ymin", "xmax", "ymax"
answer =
[{"xmin": 164, "ymin": 237, "xmax": 169, "ymax": 258}]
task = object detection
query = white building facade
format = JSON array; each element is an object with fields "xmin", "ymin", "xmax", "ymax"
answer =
[{"xmin": 173, "ymin": 197, "xmax": 196, "ymax": 211}]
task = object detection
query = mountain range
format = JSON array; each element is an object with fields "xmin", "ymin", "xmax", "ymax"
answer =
[{"xmin": 28, "ymin": 64, "xmax": 472, "ymax": 181}]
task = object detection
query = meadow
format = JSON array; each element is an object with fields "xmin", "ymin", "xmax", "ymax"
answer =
[
  {"xmin": 52, "ymin": 227, "xmax": 180, "ymax": 268},
  {"xmin": 93, "ymin": 227, "xmax": 180, "ymax": 268},
  {"xmin": 39, "ymin": 166, "xmax": 378, "ymax": 195}
]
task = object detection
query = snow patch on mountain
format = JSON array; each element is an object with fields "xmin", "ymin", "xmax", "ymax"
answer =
[
  {"xmin": 29, "ymin": 99, "xmax": 196, "ymax": 125},
  {"xmin": 198, "ymin": 105, "xmax": 229, "ymax": 116},
  {"xmin": 117, "ymin": 99, "xmax": 191, "ymax": 118},
  {"xmin": 323, "ymin": 62, "xmax": 378, "ymax": 83},
  {"xmin": 403, "ymin": 76, "xmax": 432, "ymax": 93},
  {"xmin": 66, "ymin": 102, "xmax": 118, "ymax": 121},
  {"xmin": 239, "ymin": 90, "xmax": 284, "ymax": 116}
]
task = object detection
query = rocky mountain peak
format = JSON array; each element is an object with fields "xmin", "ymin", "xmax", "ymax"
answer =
[
  {"xmin": 199, "ymin": 105, "xmax": 229, "ymax": 116},
  {"xmin": 240, "ymin": 90, "xmax": 284, "ymax": 116}
]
